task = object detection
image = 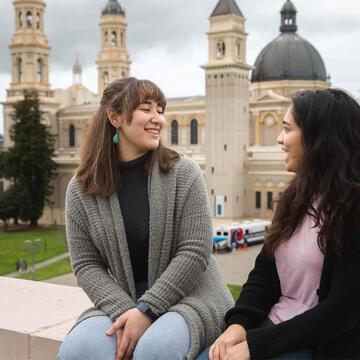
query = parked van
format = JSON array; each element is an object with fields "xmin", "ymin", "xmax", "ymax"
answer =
[{"xmin": 214, "ymin": 219, "xmax": 271, "ymax": 250}]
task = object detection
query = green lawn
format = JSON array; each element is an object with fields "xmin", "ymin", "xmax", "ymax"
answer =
[
  {"xmin": 228, "ymin": 284, "xmax": 242, "ymax": 300},
  {"xmin": 18, "ymin": 257, "xmax": 72, "ymax": 281},
  {"xmin": 0, "ymin": 227, "xmax": 68, "ymax": 275},
  {"xmin": 7, "ymin": 237, "xmax": 243, "ymax": 301}
]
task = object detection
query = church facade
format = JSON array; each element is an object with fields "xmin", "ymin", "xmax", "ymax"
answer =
[{"xmin": 3, "ymin": 0, "xmax": 330, "ymax": 224}]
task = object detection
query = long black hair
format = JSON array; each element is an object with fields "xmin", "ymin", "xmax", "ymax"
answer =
[{"xmin": 265, "ymin": 88, "xmax": 360, "ymax": 257}]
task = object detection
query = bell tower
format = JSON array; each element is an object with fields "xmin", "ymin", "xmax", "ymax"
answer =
[
  {"xmin": 3, "ymin": 0, "xmax": 58, "ymax": 148},
  {"xmin": 9, "ymin": 0, "xmax": 51, "ymax": 94},
  {"xmin": 202, "ymin": 0, "xmax": 251, "ymax": 218},
  {"xmin": 97, "ymin": 0, "xmax": 131, "ymax": 95}
]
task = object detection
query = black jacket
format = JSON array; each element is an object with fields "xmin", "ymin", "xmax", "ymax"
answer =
[{"xmin": 226, "ymin": 224, "xmax": 360, "ymax": 359}]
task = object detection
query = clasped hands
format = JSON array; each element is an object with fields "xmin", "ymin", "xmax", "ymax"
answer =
[
  {"xmin": 209, "ymin": 324, "xmax": 250, "ymax": 360},
  {"xmin": 106, "ymin": 308, "xmax": 152, "ymax": 360}
]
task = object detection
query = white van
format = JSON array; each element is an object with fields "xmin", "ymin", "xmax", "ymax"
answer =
[{"xmin": 215, "ymin": 219, "xmax": 271, "ymax": 249}]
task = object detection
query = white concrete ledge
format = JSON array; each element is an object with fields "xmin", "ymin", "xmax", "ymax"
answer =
[{"xmin": 0, "ymin": 277, "xmax": 92, "ymax": 360}]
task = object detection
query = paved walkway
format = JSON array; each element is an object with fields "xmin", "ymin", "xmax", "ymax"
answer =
[
  {"xmin": 45, "ymin": 272, "xmax": 78, "ymax": 286},
  {"xmin": 214, "ymin": 245, "xmax": 261, "ymax": 285},
  {"xmin": 43, "ymin": 245, "xmax": 262, "ymax": 287},
  {"xmin": 5, "ymin": 252, "xmax": 70, "ymax": 278}
]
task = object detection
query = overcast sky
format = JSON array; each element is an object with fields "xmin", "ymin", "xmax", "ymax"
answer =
[{"xmin": 1, "ymin": 0, "xmax": 360, "ymax": 134}]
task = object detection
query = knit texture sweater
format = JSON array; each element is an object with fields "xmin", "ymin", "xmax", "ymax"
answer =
[
  {"xmin": 65, "ymin": 156, "xmax": 234, "ymax": 359},
  {"xmin": 225, "ymin": 223, "xmax": 360, "ymax": 359}
]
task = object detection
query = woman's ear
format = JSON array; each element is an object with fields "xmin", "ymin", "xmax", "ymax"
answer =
[{"xmin": 107, "ymin": 108, "xmax": 122, "ymax": 128}]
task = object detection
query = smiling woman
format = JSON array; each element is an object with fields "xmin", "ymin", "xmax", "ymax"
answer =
[
  {"xmin": 197, "ymin": 89, "xmax": 360, "ymax": 360},
  {"xmin": 58, "ymin": 77, "xmax": 233, "ymax": 360},
  {"xmin": 107, "ymin": 98, "xmax": 166, "ymax": 162},
  {"xmin": 75, "ymin": 78, "xmax": 178, "ymax": 196}
]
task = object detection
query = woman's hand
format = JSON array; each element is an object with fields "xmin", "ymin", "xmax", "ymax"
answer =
[
  {"xmin": 106, "ymin": 308, "xmax": 152, "ymax": 360},
  {"xmin": 209, "ymin": 324, "xmax": 247, "ymax": 360},
  {"xmin": 226, "ymin": 341, "xmax": 250, "ymax": 360}
]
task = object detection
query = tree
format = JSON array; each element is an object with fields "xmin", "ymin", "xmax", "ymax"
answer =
[
  {"xmin": 1, "ymin": 91, "xmax": 57, "ymax": 226},
  {"xmin": 0, "ymin": 188, "xmax": 17, "ymax": 230}
]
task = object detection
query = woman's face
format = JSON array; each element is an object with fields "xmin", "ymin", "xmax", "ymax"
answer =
[
  {"xmin": 277, "ymin": 105, "xmax": 304, "ymax": 173},
  {"xmin": 117, "ymin": 99, "xmax": 165, "ymax": 160}
]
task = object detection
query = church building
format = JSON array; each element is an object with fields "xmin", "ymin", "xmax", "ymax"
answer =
[{"xmin": 2, "ymin": 0, "xmax": 330, "ymax": 224}]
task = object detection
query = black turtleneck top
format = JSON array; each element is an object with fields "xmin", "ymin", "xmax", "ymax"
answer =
[{"xmin": 117, "ymin": 152, "xmax": 150, "ymax": 286}]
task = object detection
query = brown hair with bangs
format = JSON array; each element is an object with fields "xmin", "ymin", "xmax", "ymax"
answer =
[{"xmin": 75, "ymin": 77, "xmax": 180, "ymax": 197}]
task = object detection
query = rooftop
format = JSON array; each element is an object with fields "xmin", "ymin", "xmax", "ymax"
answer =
[{"xmin": 210, "ymin": 0, "xmax": 243, "ymax": 17}]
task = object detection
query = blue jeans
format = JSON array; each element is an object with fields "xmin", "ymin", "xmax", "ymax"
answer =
[
  {"xmin": 196, "ymin": 318, "xmax": 312, "ymax": 360},
  {"xmin": 57, "ymin": 311, "xmax": 190, "ymax": 360}
]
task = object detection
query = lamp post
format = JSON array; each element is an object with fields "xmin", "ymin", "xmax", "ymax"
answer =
[{"xmin": 24, "ymin": 239, "xmax": 41, "ymax": 280}]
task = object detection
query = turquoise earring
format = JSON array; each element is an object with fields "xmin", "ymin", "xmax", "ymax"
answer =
[{"xmin": 113, "ymin": 133, "xmax": 119, "ymax": 144}]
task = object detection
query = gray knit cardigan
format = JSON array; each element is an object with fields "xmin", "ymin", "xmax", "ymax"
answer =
[{"xmin": 65, "ymin": 156, "xmax": 234, "ymax": 359}]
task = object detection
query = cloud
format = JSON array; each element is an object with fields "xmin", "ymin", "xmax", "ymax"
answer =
[{"xmin": 1, "ymin": 0, "xmax": 360, "ymax": 134}]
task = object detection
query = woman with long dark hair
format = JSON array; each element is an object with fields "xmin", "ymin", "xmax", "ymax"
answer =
[
  {"xmin": 198, "ymin": 88, "xmax": 360, "ymax": 360},
  {"xmin": 57, "ymin": 77, "xmax": 233, "ymax": 360}
]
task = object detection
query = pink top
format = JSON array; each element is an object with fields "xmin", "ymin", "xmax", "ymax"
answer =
[{"xmin": 268, "ymin": 215, "xmax": 324, "ymax": 324}]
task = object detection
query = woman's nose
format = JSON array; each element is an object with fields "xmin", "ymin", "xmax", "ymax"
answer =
[
  {"xmin": 151, "ymin": 110, "xmax": 163, "ymax": 121},
  {"xmin": 277, "ymin": 131, "xmax": 284, "ymax": 145},
  {"xmin": 151, "ymin": 113, "xmax": 160, "ymax": 122}
]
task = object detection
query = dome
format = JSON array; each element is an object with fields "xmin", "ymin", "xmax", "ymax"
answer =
[
  {"xmin": 251, "ymin": 33, "xmax": 327, "ymax": 82},
  {"xmin": 102, "ymin": 0, "xmax": 125, "ymax": 16},
  {"xmin": 251, "ymin": 0, "xmax": 327, "ymax": 83},
  {"xmin": 281, "ymin": 0, "xmax": 296, "ymax": 13}
]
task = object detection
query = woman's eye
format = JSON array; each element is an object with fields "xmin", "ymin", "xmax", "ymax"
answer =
[{"xmin": 157, "ymin": 109, "xmax": 164, "ymax": 115}]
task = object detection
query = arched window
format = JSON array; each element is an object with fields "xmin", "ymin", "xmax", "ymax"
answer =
[
  {"xmin": 171, "ymin": 120, "xmax": 178, "ymax": 145},
  {"xmin": 26, "ymin": 11, "xmax": 33, "ymax": 28},
  {"xmin": 17, "ymin": 58, "xmax": 23, "ymax": 83},
  {"xmin": 111, "ymin": 31, "xmax": 117, "ymax": 47},
  {"xmin": 190, "ymin": 119, "xmax": 198, "ymax": 145},
  {"xmin": 104, "ymin": 31, "xmax": 108, "ymax": 46},
  {"xmin": 216, "ymin": 40, "xmax": 226, "ymax": 59},
  {"xmin": 120, "ymin": 32, "xmax": 124, "ymax": 47},
  {"xmin": 18, "ymin": 11, "xmax": 23, "ymax": 28},
  {"xmin": 255, "ymin": 191, "xmax": 261, "ymax": 209},
  {"xmin": 235, "ymin": 41, "xmax": 241, "ymax": 58},
  {"xmin": 104, "ymin": 71, "xmax": 109, "ymax": 86},
  {"xmin": 69, "ymin": 125, "xmax": 75, "ymax": 147},
  {"xmin": 36, "ymin": 59, "xmax": 42, "ymax": 83},
  {"xmin": 36, "ymin": 12, "xmax": 40, "ymax": 29}
]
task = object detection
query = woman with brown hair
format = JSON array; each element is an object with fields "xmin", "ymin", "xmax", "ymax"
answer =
[
  {"xmin": 197, "ymin": 88, "xmax": 360, "ymax": 360},
  {"xmin": 57, "ymin": 77, "xmax": 233, "ymax": 360}
]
